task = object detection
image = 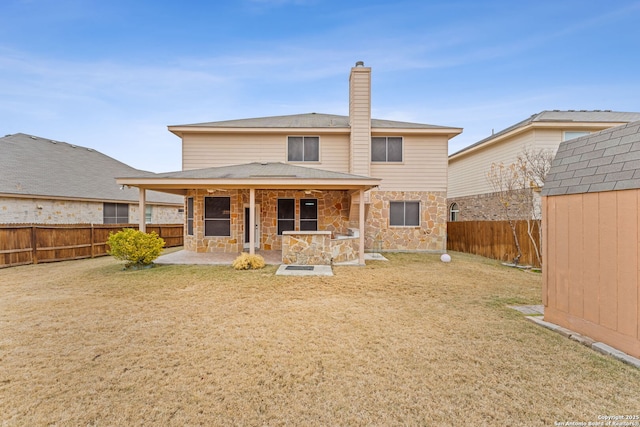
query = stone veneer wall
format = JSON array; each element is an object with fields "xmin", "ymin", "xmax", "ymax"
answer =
[
  {"xmin": 184, "ymin": 189, "xmax": 351, "ymax": 253},
  {"xmin": 244, "ymin": 190, "xmax": 350, "ymax": 251},
  {"xmin": 0, "ymin": 197, "xmax": 182, "ymax": 224},
  {"xmin": 448, "ymin": 189, "xmax": 540, "ymax": 222},
  {"xmin": 184, "ymin": 189, "xmax": 242, "ymax": 253},
  {"xmin": 366, "ymin": 190, "xmax": 447, "ymax": 252},
  {"xmin": 282, "ymin": 232, "xmax": 359, "ymax": 265}
]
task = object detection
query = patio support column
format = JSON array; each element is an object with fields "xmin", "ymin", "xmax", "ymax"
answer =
[
  {"xmin": 138, "ymin": 187, "xmax": 146, "ymax": 233},
  {"xmin": 249, "ymin": 188, "xmax": 256, "ymax": 255},
  {"xmin": 359, "ymin": 188, "xmax": 365, "ymax": 265}
]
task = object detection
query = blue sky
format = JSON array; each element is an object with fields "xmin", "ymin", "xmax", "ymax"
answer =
[{"xmin": 1, "ymin": 0, "xmax": 639, "ymax": 172}]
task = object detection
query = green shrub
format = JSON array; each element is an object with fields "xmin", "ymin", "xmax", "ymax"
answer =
[
  {"xmin": 232, "ymin": 252, "xmax": 266, "ymax": 270},
  {"xmin": 107, "ymin": 229, "xmax": 165, "ymax": 269}
]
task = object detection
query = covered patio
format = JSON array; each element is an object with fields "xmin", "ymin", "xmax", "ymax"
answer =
[{"xmin": 117, "ymin": 162, "xmax": 380, "ymax": 265}]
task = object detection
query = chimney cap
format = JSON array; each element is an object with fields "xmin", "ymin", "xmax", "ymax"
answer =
[{"xmin": 355, "ymin": 61, "xmax": 364, "ymax": 67}]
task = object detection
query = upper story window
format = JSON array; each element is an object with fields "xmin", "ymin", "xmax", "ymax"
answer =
[
  {"xmin": 390, "ymin": 201, "xmax": 420, "ymax": 227},
  {"xmin": 563, "ymin": 131, "xmax": 590, "ymax": 141},
  {"xmin": 288, "ymin": 136, "xmax": 319, "ymax": 162},
  {"xmin": 204, "ymin": 196, "xmax": 231, "ymax": 237},
  {"xmin": 104, "ymin": 203, "xmax": 129, "ymax": 224},
  {"xmin": 372, "ymin": 137, "xmax": 403, "ymax": 162}
]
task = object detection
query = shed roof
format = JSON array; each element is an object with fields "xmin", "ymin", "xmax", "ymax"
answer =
[
  {"xmin": 542, "ymin": 121, "xmax": 640, "ymax": 196},
  {"xmin": 0, "ymin": 133, "xmax": 183, "ymax": 205}
]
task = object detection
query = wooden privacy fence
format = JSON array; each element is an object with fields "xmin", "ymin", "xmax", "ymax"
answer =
[
  {"xmin": 447, "ymin": 220, "xmax": 542, "ymax": 267},
  {"xmin": 0, "ymin": 224, "xmax": 183, "ymax": 269}
]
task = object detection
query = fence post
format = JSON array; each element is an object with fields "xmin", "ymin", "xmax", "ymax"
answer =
[
  {"xmin": 90, "ymin": 224, "xmax": 95, "ymax": 258},
  {"xmin": 31, "ymin": 225, "xmax": 38, "ymax": 265}
]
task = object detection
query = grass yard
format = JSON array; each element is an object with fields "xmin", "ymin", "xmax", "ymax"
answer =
[{"xmin": 1, "ymin": 251, "xmax": 639, "ymax": 426}]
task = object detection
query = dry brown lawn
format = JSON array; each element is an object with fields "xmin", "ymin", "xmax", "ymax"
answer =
[{"xmin": 1, "ymin": 251, "xmax": 639, "ymax": 426}]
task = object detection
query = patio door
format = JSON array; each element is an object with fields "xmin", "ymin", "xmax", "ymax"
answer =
[{"xmin": 243, "ymin": 204, "xmax": 260, "ymax": 250}]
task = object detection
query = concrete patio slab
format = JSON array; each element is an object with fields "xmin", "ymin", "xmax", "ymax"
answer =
[
  {"xmin": 155, "ymin": 249, "xmax": 283, "ymax": 265},
  {"xmin": 275, "ymin": 265, "xmax": 334, "ymax": 276}
]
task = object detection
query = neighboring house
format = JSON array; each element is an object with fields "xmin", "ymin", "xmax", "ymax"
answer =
[
  {"xmin": 118, "ymin": 62, "xmax": 462, "ymax": 264},
  {"xmin": 448, "ymin": 110, "xmax": 640, "ymax": 221},
  {"xmin": 0, "ymin": 133, "xmax": 184, "ymax": 224},
  {"xmin": 542, "ymin": 120, "xmax": 640, "ymax": 359}
]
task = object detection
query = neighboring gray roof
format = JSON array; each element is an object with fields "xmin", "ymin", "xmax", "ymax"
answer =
[
  {"xmin": 451, "ymin": 110, "xmax": 640, "ymax": 157},
  {"xmin": 0, "ymin": 133, "xmax": 183, "ymax": 204},
  {"xmin": 170, "ymin": 112, "xmax": 456, "ymax": 130},
  {"xmin": 542, "ymin": 121, "xmax": 640, "ymax": 196},
  {"xmin": 128, "ymin": 162, "xmax": 377, "ymax": 181}
]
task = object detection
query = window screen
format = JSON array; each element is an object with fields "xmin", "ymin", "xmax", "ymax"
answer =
[
  {"xmin": 186, "ymin": 197, "xmax": 194, "ymax": 236},
  {"xmin": 278, "ymin": 199, "xmax": 295, "ymax": 235},
  {"xmin": 103, "ymin": 203, "xmax": 129, "ymax": 224},
  {"xmin": 389, "ymin": 201, "xmax": 420, "ymax": 226},
  {"xmin": 204, "ymin": 197, "xmax": 230, "ymax": 236},
  {"xmin": 300, "ymin": 199, "xmax": 318, "ymax": 231},
  {"xmin": 288, "ymin": 136, "xmax": 319, "ymax": 162},
  {"xmin": 371, "ymin": 137, "xmax": 403, "ymax": 162}
]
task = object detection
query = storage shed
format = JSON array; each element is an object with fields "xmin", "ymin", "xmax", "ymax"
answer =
[{"xmin": 542, "ymin": 120, "xmax": 640, "ymax": 359}]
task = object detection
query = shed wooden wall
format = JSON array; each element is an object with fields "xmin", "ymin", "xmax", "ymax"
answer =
[{"xmin": 543, "ymin": 190, "xmax": 640, "ymax": 358}]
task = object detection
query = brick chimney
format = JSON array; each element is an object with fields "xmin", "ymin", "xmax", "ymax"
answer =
[{"xmin": 349, "ymin": 61, "xmax": 371, "ymax": 176}]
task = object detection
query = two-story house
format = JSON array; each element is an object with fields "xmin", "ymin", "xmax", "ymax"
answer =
[
  {"xmin": 118, "ymin": 63, "xmax": 462, "ymax": 264},
  {"xmin": 448, "ymin": 110, "xmax": 640, "ymax": 222}
]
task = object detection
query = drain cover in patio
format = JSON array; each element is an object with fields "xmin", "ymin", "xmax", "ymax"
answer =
[{"xmin": 285, "ymin": 266, "xmax": 314, "ymax": 271}]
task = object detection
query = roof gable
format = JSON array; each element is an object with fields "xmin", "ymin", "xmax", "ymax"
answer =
[
  {"xmin": 542, "ymin": 121, "xmax": 640, "ymax": 196},
  {"xmin": 0, "ymin": 133, "xmax": 182, "ymax": 204}
]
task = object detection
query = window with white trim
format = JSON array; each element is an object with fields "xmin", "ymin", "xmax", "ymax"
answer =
[
  {"xmin": 145, "ymin": 205, "xmax": 152, "ymax": 224},
  {"xmin": 372, "ymin": 137, "xmax": 403, "ymax": 162},
  {"xmin": 449, "ymin": 203, "xmax": 459, "ymax": 222},
  {"xmin": 288, "ymin": 136, "xmax": 319, "ymax": 162},
  {"xmin": 390, "ymin": 201, "xmax": 420, "ymax": 226},
  {"xmin": 563, "ymin": 131, "xmax": 590, "ymax": 141},
  {"xmin": 204, "ymin": 197, "xmax": 230, "ymax": 237}
]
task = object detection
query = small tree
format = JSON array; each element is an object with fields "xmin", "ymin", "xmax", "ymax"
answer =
[
  {"xmin": 486, "ymin": 146, "xmax": 554, "ymax": 266},
  {"xmin": 486, "ymin": 161, "xmax": 526, "ymax": 264},
  {"xmin": 107, "ymin": 229, "xmax": 165, "ymax": 269}
]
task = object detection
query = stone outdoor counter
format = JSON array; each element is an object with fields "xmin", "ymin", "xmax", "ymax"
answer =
[{"xmin": 282, "ymin": 230, "xmax": 359, "ymax": 265}]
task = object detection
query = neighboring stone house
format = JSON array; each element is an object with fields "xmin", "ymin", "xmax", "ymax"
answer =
[
  {"xmin": 448, "ymin": 110, "xmax": 640, "ymax": 221},
  {"xmin": 0, "ymin": 133, "xmax": 183, "ymax": 224},
  {"xmin": 118, "ymin": 62, "xmax": 462, "ymax": 264},
  {"xmin": 542, "ymin": 120, "xmax": 640, "ymax": 359}
]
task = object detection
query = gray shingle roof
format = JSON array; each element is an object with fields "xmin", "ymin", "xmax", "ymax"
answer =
[
  {"xmin": 542, "ymin": 121, "xmax": 640, "ymax": 196},
  {"xmin": 127, "ymin": 162, "xmax": 377, "ymax": 181},
  {"xmin": 451, "ymin": 110, "xmax": 640, "ymax": 157},
  {"xmin": 170, "ymin": 113, "xmax": 456, "ymax": 130},
  {"xmin": 0, "ymin": 133, "xmax": 183, "ymax": 204}
]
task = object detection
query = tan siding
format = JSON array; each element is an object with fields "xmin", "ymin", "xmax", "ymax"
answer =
[
  {"xmin": 543, "ymin": 190, "xmax": 640, "ymax": 359},
  {"xmin": 349, "ymin": 67, "xmax": 371, "ymax": 176},
  {"xmin": 449, "ymin": 131, "xmax": 537, "ymax": 198},
  {"xmin": 371, "ymin": 135, "xmax": 448, "ymax": 192},
  {"xmin": 182, "ymin": 133, "xmax": 350, "ymax": 173}
]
